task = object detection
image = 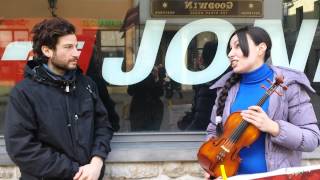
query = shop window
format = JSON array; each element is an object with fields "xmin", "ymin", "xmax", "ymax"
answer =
[
  {"xmin": 0, "ymin": 31, "xmax": 13, "ymax": 48},
  {"xmin": 13, "ymin": 31, "xmax": 28, "ymax": 41},
  {"xmin": 0, "ymin": 0, "xmax": 319, "ymax": 165},
  {"xmin": 0, "ymin": 29, "xmax": 29, "ymax": 134},
  {"xmin": 100, "ymin": 30, "xmax": 125, "ymax": 57},
  {"xmin": 0, "ymin": 29, "xmax": 29, "ymax": 57},
  {"xmin": 0, "ymin": 29, "xmax": 28, "ymax": 47}
]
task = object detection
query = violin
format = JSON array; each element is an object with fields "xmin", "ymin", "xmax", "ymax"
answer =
[{"xmin": 197, "ymin": 75, "xmax": 288, "ymax": 177}]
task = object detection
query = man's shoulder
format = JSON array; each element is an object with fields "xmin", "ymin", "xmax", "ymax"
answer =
[
  {"xmin": 8, "ymin": 78, "xmax": 38, "ymax": 99},
  {"xmin": 76, "ymin": 73, "xmax": 96, "ymax": 87},
  {"xmin": 13, "ymin": 78, "xmax": 37, "ymax": 91}
]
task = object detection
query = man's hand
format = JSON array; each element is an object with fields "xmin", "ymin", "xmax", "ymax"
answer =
[
  {"xmin": 204, "ymin": 172, "xmax": 221, "ymax": 180},
  {"xmin": 73, "ymin": 156, "xmax": 104, "ymax": 180}
]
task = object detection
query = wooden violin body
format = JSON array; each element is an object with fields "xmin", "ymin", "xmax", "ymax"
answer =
[{"xmin": 197, "ymin": 111, "xmax": 260, "ymax": 177}]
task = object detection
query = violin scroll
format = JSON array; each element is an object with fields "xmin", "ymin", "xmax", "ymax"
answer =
[{"xmin": 262, "ymin": 75, "xmax": 288, "ymax": 96}]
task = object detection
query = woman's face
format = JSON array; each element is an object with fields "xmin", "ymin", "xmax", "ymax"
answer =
[{"xmin": 228, "ymin": 34, "xmax": 265, "ymax": 74}]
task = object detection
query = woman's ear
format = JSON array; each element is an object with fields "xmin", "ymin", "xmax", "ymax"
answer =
[
  {"xmin": 41, "ymin": 45, "xmax": 53, "ymax": 59},
  {"xmin": 258, "ymin": 42, "xmax": 267, "ymax": 56}
]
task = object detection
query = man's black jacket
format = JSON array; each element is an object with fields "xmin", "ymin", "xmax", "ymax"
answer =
[{"xmin": 4, "ymin": 60, "xmax": 113, "ymax": 179}]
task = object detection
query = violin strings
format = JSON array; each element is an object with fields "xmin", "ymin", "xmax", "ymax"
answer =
[
  {"xmin": 224, "ymin": 90, "xmax": 273, "ymax": 146},
  {"xmin": 217, "ymin": 82, "xmax": 281, "ymax": 162}
]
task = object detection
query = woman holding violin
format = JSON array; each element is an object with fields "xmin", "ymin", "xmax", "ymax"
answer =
[{"xmin": 201, "ymin": 26, "xmax": 320, "ymax": 179}]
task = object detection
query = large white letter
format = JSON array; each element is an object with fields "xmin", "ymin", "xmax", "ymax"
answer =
[
  {"xmin": 1, "ymin": 41, "xmax": 85, "ymax": 60},
  {"xmin": 102, "ymin": 20, "xmax": 165, "ymax": 85},
  {"xmin": 254, "ymin": 20, "xmax": 289, "ymax": 67},
  {"xmin": 255, "ymin": 19, "xmax": 318, "ymax": 72},
  {"xmin": 314, "ymin": 56, "xmax": 320, "ymax": 82},
  {"xmin": 165, "ymin": 18, "xmax": 234, "ymax": 85},
  {"xmin": 2, "ymin": 41, "xmax": 32, "ymax": 60},
  {"xmin": 290, "ymin": 20, "xmax": 318, "ymax": 71}
]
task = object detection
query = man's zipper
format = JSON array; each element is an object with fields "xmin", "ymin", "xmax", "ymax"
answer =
[{"xmin": 65, "ymin": 93, "xmax": 77, "ymax": 156}]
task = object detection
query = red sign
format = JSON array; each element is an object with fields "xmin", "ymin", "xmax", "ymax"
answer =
[{"xmin": 0, "ymin": 34, "xmax": 96, "ymax": 85}]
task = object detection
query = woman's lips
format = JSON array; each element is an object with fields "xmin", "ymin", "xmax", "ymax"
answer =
[{"xmin": 231, "ymin": 60, "xmax": 238, "ymax": 68}]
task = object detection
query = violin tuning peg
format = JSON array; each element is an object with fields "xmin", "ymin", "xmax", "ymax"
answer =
[
  {"xmin": 280, "ymin": 84, "xmax": 288, "ymax": 91},
  {"xmin": 261, "ymin": 84, "xmax": 268, "ymax": 91},
  {"xmin": 266, "ymin": 79, "xmax": 273, "ymax": 84}
]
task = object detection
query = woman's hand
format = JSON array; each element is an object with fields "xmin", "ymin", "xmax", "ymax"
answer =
[{"xmin": 241, "ymin": 106, "xmax": 280, "ymax": 136}]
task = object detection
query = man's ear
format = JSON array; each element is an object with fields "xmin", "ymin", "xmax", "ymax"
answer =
[{"xmin": 41, "ymin": 45, "xmax": 53, "ymax": 58}]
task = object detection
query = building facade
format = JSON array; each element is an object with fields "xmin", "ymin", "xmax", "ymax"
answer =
[{"xmin": 0, "ymin": 0, "xmax": 320, "ymax": 179}]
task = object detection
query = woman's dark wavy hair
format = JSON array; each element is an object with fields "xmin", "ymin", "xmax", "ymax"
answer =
[
  {"xmin": 216, "ymin": 26, "xmax": 272, "ymax": 135},
  {"xmin": 31, "ymin": 17, "xmax": 76, "ymax": 63}
]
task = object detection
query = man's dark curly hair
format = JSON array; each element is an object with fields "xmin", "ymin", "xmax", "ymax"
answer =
[{"xmin": 31, "ymin": 17, "xmax": 76, "ymax": 63}]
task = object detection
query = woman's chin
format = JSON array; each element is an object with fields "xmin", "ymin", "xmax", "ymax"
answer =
[{"xmin": 232, "ymin": 67, "xmax": 241, "ymax": 73}]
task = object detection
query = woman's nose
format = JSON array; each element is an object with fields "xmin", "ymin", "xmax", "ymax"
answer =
[{"xmin": 228, "ymin": 49, "xmax": 234, "ymax": 60}]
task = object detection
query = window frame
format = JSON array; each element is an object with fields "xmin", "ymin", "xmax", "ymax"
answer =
[{"xmin": 1, "ymin": 132, "xmax": 320, "ymax": 164}]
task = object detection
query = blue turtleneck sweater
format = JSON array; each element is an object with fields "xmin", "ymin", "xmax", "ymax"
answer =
[{"xmin": 230, "ymin": 63, "xmax": 274, "ymax": 174}]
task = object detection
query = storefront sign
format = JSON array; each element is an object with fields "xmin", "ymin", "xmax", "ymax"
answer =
[{"xmin": 151, "ymin": 0, "xmax": 263, "ymax": 18}]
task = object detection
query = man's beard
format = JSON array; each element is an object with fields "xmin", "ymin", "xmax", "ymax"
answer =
[{"xmin": 51, "ymin": 53, "xmax": 77, "ymax": 72}]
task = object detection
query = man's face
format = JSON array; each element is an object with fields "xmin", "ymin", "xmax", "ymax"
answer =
[{"xmin": 47, "ymin": 34, "xmax": 80, "ymax": 75}]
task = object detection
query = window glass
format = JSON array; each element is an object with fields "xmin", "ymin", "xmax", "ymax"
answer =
[
  {"xmin": 0, "ymin": 31, "xmax": 12, "ymax": 47},
  {"xmin": 13, "ymin": 31, "xmax": 28, "ymax": 41},
  {"xmin": 0, "ymin": 0, "xmax": 319, "ymax": 134},
  {"xmin": 101, "ymin": 31, "xmax": 124, "ymax": 46}
]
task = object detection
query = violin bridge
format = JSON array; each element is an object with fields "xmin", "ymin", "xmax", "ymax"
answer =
[
  {"xmin": 220, "ymin": 145, "xmax": 230, "ymax": 153},
  {"xmin": 216, "ymin": 145, "xmax": 230, "ymax": 162}
]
